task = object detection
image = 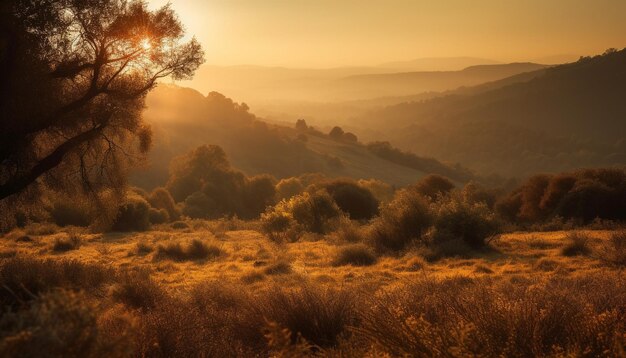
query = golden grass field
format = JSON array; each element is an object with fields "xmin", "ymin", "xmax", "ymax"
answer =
[
  {"xmin": 1, "ymin": 221, "xmax": 625, "ymax": 357},
  {"xmin": 1, "ymin": 222, "xmax": 618, "ymax": 292}
]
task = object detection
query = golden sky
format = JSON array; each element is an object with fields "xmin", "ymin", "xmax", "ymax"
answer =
[{"xmin": 148, "ymin": 0, "xmax": 626, "ymax": 68}]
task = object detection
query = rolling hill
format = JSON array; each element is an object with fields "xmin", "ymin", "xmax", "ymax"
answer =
[
  {"xmin": 131, "ymin": 85, "xmax": 472, "ymax": 190},
  {"xmin": 358, "ymin": 48, "xmax": 626, "ymax": 177}
]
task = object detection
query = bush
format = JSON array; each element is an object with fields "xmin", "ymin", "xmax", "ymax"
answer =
[
  {"xmin": 171, "ymin": 221, "xmax": 189, "ymax": 230},
  {"xmin": 322, "ymin": 180, "xmax": 379, "ymax": 220},
  {"xmin": 148, "ymin": 187, "xmax": 180, "ymax": 221},
  {"xmin": 168, "ymin": 145, "xmax": 276, "ymax": 220},
  {"xmin": 263, "ymin": 260, "xmax": 293, "ymax": 275},
  {"xmin": 333, "ymin": 244, "xmax": 377, "ymax": 266},
  {"xmin": 0, "ymin": 290, "xmax": 129, "ymax": 357},
  {"xmin": 561, "ymin": 232, "xmax": 592, "ymax": 256},
  {"xmin": 111, "ymin": 193, "xmax": 151, "ymax": 232},
  {"xmin": 413, "ymin": 174, "xmax": 456, "ymax": 200},
  {"xmin": 111, "ymin": 272, "xmax": 165, "ymax": 310},
  {"xmin": 275, "ymin": 177, "xmax": 304, "ymax": 200},
  {"xmin": 252, "ymin": 284, "xmax": 358, "ymax": 348},
  {"xmin": 260, "ymin": 211, "xmax": 297, "ymax": 242},
  {"xmin": 155, "ymin": 239, "xmax": 223, "ymax": 262},
  {"xmin": 370, "ymin": 188, "xmax": 433, "ymax": 252},
  {"xmin": 0, "ymin": 257, "xmax": 114, "ymax": 307},
  {"xmin": 496, "ymin": 168, "xmax": 626, "ymax": 225},
  {"xmin": 262, "ymin": 191, "xmax": 344, "ymax": 238},
  {"xmin": 49, "ymin": 198, "xmax": 92, "ymax": 227},
  {"xmin": 52, "ymin": 233, "xmax": 83, "ymax": 252},
  {"xmin": 356, "ymin": 274, "xmax": 626, "ymax": 357},
  {"xmin": 430, "ymin": 194, "xmax": 500, "ymax": 249},
  {"xmin": 148, "ymin": 208, "xmax": 169, "ymax": 224},
  {"xmin": 599, "ymin": 230, "xmax": 626, "ymax": 267}
]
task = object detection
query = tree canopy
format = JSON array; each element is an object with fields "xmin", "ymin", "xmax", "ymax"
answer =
[{"xmin": 0, "ymin": 0, "xmax": 204, "ymax": 202}]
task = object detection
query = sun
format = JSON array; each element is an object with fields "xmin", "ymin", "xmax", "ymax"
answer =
[{"xmin": 140, "ymin": 38, "xmax": 152, "ymax": 50}]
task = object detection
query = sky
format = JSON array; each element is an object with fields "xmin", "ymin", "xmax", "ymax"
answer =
[{"xmin": 147, "ymin": 0, "xmax": 626, "ymax": 68}]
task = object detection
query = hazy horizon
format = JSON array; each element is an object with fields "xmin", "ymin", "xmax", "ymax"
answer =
[{"xmin": 148, "ymin": 0, "xmax": 625, "ymax": 69}]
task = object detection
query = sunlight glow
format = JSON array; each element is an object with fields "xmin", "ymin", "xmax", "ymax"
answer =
[{"xmin": 140, "ymin": 38, "xmax": 152, "ymax": 50}]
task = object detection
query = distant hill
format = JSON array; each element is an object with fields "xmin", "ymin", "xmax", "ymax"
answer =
[
  {"xmin": 337, "ymin": 63, "xmax": 547, "ymax": 98},
  {"xmin": 359, "ymin": 48, "xmax": 626, "ymax": 177},
  {"xmin": 132, "ymin": 85, "xmax": 473, "ymax": 189},
  {"xmin": 377, "ymin": 56, "xmax": 500, "ymax": 72}
]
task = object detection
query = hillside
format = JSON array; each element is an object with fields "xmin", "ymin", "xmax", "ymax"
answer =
[
  {"xmin": 359, "ymin": 49, "xmax": 626, "ymax": 177},
  {"xmin": 338, "ymin": 63, "xmax": 547, "ymax": 98},
  {"xmin": 131, "ymin": 85, "xmax": 469, "ymax": 189}
]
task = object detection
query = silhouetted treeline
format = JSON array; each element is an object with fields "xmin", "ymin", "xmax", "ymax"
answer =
[{"xmin": 496, "ymin": 168, "xmax": 626, "ymax": 224}]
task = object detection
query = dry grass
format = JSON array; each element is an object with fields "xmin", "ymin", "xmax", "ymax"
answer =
[
  {"xmin": 561, "ymin": 231, "xmax": 592, "ymax": 256},
  {"xmin": 333, "ymin": 244, "xmax": 377, "ymax": 266},
  {"xmin": 155, "ymin": 239, "xmax": 223, "ymax": 262},
  {"xmin": 52, "ymin": 233, "xmax": 82, "ymax": 252},
  {"xmin": 0, "ymin": 224, "xmax": 624, "ymax": 356}
]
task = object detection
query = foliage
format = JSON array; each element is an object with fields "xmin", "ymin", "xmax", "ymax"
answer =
[
  {"xmin": 496, "ymin": 168, "xmax": 626, "ymax": 224},
  {"xmin": 111, "ymin": 193, "xmax": 151, "ymax": 232},
  {"xmin": 321, "ymin": 179, "xmax": 379, "ymax": 220},
  {"xmin": 333, "ymin": 244, "xmax": 377, "ymax": 266},
  {"xmin": 413, "ymin": 174, "xmax": 456, "ymax": 200},
  {"xmin": 370, "ymin": 187, "xmax": 433, "ymax": 252},
  {"xmin": 168, "ymin": 145, "xmax": 276, "ymax": 219},
  {"xmin": 0, "ymin": 0, "xmax": 203, "ymax": 202},
  {"xmin": 430, "ymin": 193, "xmax": 500, "ymax": 249}
]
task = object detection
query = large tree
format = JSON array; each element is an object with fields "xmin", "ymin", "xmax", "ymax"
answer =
[{"xmin": 0, "ymin": 0, "xmax": 204, "ymax": 202}]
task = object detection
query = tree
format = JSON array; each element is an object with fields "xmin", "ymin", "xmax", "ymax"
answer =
[
  {"xmin": 0, "ymin": 0, "xmax": 204, "ymax": 202},
  {"xmin": 329, "ymin": 126, "xmax": 344, "ymax": 140}
]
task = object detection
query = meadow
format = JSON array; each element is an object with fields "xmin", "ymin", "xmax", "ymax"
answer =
[{"xmin": 1, "ymin": 220, "xmax": 624, "ymax": 357}]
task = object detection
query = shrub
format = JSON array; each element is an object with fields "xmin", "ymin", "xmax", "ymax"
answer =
[
  {"xmin": 561, "ymin": 232, "xmax": 592, "ymax": 256},
  {"xmin": 52, "ymin": 233, "xmax": 82, "ymax": 252},
  {"xmin": 111, "ymin": 193, "xmax": 151, "ymax": 232},
  {"xmin": 111, "ymin": 272, "xmax": 165, "ymax": 310},
  {"xmin": 370, "ymin": 188, "xmax": 433, "ymax": 252},
  {"xmin": 413, "ymin": 174, "xmax": 455, "ymax": 200},
  {"xmin": 599, "ymin": 230, "xmax": 626, "ymax": 267},
  {"xmin": 275, "ymin": 177, "xmax": 304, "ymax": 200},
  {"xmin": 356, "ymin": 274, "xmax": 626, "ymax": 357},
  {"xmin": 358, "ymin": 179, "xmax": 394, "ymax": 203},
  {"xmin": 430, "ymin": 194, "xmax": 500, "ymax": 249},
  {"xmin": 148, "ymin": 187, "xmax": 180, "ymax": 221},
  {"xmin": 243, "ymin": 174, "xmax": 277, "ymax": 219},
  {"xmin": 333, "ymin": 220, "xmax": 366, "ymax": 243},
  {"xmin": 262, "ymin": 191, "xmax": 344, "ymax": 239},
  {"xmin": 0, "ymin": 290, "xmax": 129, "ymax": 357},
  {"xmin": 171, "ymin": 221, "xmax": 189, "ymax": 229},
  {"xmin": 148, "ymin": 208, "xmax": 169, "ymax": 224},
  {"xmin": 252, "ymin": 284, "xmax": 357, "ymax": 348},
  {"xmin": 260, "ymin": 211, "xmax": 297, "ymax": 242},
  {"xmin": 155, "ymin": 239, "xmax": 222, "ymax": 262},
  {"xmin": 0, "ymin": 257, "xmax": 114, "ymax": 307},
  {"xmin": 496, "ymin": 168, "xmax": 626, "ymax": 225},
  {"xmin": 322, "ymin": 180, "xmax": 379, "ymax": 220},
  {"xmin": 263, "ymin": 260, "xmax": 293, "ymax": 275},
  {"xmin": 49, "ymin": 198, "xmax": 92, "ymax": 227},
  {"xmin": 333, "ymin": 244, "xmax": 377, "ymax": 266}
]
